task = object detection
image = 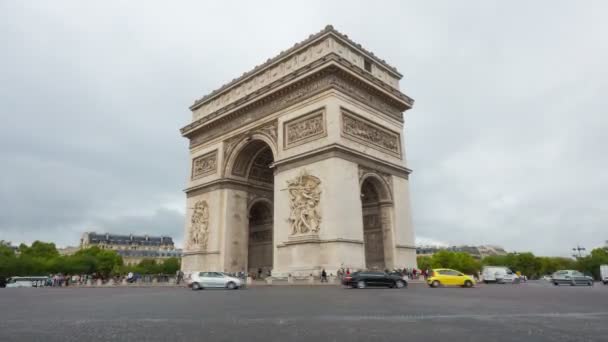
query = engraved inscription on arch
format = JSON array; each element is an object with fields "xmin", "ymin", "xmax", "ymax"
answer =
[
  {"xmin": 283, "ymin": 108, "xmax": 327, "ymax": 149},
  {"xmin": 191, "ymin": 150, "xmax": 218, "ymax": 180},
  {"xmin": 341, "ymin": 109, "xmax": 401, "ymax": 158}
]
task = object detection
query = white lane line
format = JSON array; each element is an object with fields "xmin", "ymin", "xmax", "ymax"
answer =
[{"xmin": 3, "ymin": 312, "xmax": 608, "ymax": 325}]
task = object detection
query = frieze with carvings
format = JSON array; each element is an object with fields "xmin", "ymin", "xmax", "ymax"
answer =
[
  {"xmin": 190, "ymin": 33, "xmax": 402, "ymax": 121},
  {"xmin": 342, "ymin": 110, "xmax": 401, "ymax": 158},
  {"xmin": 221, "ymin": 121, "xmax": 277, "ymax": 176},
  {"xmin": 284, "ymin": 109, "xmax": 326, "ymax": 149},
  {"xmin": 191, "ymin": 150, "xmax": 217, "ymax": 180},
  {"xmin": 187, "ymin": 68, "xmax": 406, "ymax": 149}
]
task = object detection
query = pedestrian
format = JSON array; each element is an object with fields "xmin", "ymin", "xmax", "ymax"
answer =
[
  {"xmin": 258, "ymin": 268, "xmax": 262, "ymax": 279},
  {"xmin": 321, "ymin": 269, "xmax": 327, "ymax": 283},
  {"xmin": 346, "ymin": 268, "xmax": 350, "ymax": 276},
  {"xmin": 176, "ymin": 270, "xmax": 182, "ymax": 285}
]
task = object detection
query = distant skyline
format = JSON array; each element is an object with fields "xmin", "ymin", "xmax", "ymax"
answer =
[{"xmin": 1, "ymin": 1, "xmax": 607, "ymax": 257}]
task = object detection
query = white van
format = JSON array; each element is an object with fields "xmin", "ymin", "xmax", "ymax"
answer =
[
  {"xmin": 600, "ymin": 265, "xmax": 608, "ymax": 285},
  {"xmin": 482, "ymin": 266, "xmax": 520, "ymax": 284}
]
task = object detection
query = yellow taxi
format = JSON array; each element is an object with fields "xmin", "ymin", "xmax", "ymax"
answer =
[{"xmin": 427, "ymin": 268, "xmax": 476, "ymax": 288}]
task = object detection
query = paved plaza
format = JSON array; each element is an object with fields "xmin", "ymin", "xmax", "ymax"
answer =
[{"xmin": 1, "ymin": 282, "xmax": 607, "ymax": 341}]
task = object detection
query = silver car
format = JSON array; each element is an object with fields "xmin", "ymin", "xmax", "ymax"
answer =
[
  {"xmin": 551, "ymin": 270, "xmax": 593, "ymax": 286},
  {"xmin": 189, "ymin": 272, "xmax": 243, "ymax": 290}
]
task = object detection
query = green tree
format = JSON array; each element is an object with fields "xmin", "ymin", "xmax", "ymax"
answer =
[
  {"xmin": 417, "ymin": 256, "xmax": 433, "ymax": 272},
  {"xmin": 18, "ymin": 241, "xmax": 59, "ymax": 259},
  {"xmin": 160, "ymin": 257, "xmax": 181, "ymax": 274},
  {"xmin": 423, "ymin": 251, "xmax": 481, "ymax": 274},
  {"xmin": 576, "ymin": 248, "xmax": 608, "ymax": 280},
  {"xmin": 0, "ymin": 243, "xmax": 15, "ymax": 258}
]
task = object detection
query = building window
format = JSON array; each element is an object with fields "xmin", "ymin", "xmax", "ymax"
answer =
[{"xmin": 364, "ymin": 59, "xmax": 372, "ymax": 72}]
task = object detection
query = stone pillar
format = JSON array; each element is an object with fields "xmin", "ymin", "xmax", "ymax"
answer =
[{"xmin": 273, "ymin": 158, "xmax": 366, "ymax": 277}]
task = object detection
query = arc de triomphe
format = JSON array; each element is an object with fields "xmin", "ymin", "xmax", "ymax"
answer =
[{"xmin": 180, "ymin": 26, "xmax": 416, "ymax": 277}]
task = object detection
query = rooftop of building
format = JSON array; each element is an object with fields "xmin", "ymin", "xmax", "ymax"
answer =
[
  {"xmin": 116, "ymin": 249, "xmax": 182, "ymax": 258},
  {"xmin": 83, "ymin": 232, "xmax": 175, "ymax": 246}
]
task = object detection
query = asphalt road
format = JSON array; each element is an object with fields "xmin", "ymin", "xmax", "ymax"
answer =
[{"xmin": 1, "ymin": 281, "xmax": 607, "ymax": 342}]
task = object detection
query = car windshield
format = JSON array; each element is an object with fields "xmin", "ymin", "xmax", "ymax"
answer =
[{"xmin": 572, "ymin": 271, "xmax": 584, "ymax": 276}]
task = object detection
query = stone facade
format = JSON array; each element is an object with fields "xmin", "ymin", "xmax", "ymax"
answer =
[
  {"xmin": 180, "ymin": 26, "xmax": 417, "ymax": 277},
  {"xmin": 80, "ymin": 232, "xmax": 181, "ymax": 266}
]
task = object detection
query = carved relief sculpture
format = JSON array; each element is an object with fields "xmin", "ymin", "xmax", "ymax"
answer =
[
  {"xmin": 284, "ymin": 109, "xmax": 326, "ymax": 149},
  {"xmin": 285, "ymin": 170, "xmax": 322, "ymax": 235},
  {"xmin": 188, "ymin": 200, "xmax": 210, "ymax": 250},
  {"xmin": 342, "ymin": 110, "xmax": 401, "ymax": 157},
  {"xmin": 191, "ymin": 150, "xmax": 217, "ymax": 180}
]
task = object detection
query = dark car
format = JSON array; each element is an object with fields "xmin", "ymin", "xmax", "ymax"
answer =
[
  {"xmin": 342, "ymin": 271, "xmax": 407, "ymax": 289},
  {"xmin": 0, "ymin": 277, "xmax": 6, "ymax": 288}
]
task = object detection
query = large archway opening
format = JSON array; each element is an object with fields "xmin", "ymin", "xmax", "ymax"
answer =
[
  {"xmin": 360, "ymin": 176, "xmax": 389, "ymax": 271},
  {"xmin": 231, "ymin": 139, "xmax": 275, "ymax": 277},
  {"xmin": 248, "ymin": 200, "xmax": 273, "ymax": 276}
]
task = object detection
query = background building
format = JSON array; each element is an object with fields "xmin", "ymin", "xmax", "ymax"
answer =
[
  {"xmin": 57, "ymin": 246, "xmax": 79, "ymax": 256},
  {"xmin": 416, "ymin": 245, "xmax": 508, "ymax": 259},
  {"xmin": 80, "ymin": 232, "xmax": 181, "ymax": 265}
]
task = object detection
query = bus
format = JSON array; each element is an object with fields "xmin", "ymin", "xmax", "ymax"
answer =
[{"xmin": 5, "ymin": 276, "xmax": 50, "ymax": 288}]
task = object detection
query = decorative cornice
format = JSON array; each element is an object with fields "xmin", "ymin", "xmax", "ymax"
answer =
[
  {"xmin": 395, "ymin": 244, "xmax": 417, "ymax": 250},
  {"xmin": 190, "ymin": 25, "xmax": 403, "ymax": 112},
  {"xmin": 276, "ymin": 238, "xmax": 364, "ymax": 248},
  {"xmin": 185, "ymin": 178, "xmax": 273, "ymax": 197},
  {"xmin": 182, "ymin": 56, "xmax": 413, "ymax": 142},
  {"xmin": 273, "ymin": 143, "xmax": 412, "ymax": 180}
]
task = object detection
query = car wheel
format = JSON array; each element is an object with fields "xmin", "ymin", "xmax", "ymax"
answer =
[
  {"xmin": 483, "ymin": 280, "xmax": 488, "ymax": 284},
  {"xmin": 588, "ymin": 282, "xmax": 593, "ymax": 286},
  {"xmin": 192, "ymin": 282, "xmax": 201, "ymax": 291},
  {"xmin": 464, "ymin": 280, "xmax": 473, "ymax": 288},
  {"xmin": 227, "ymin": 282, "xmax": 236, "ymax": 290},
  {"xmin": 431, "ymin": 280, "xmax": 440, "ymax": 288},
  {"xmin": 395, "ymin": 280, "xmax": 406, "ymax": 289},
  {"xmin": 553, "ymin": 282, "xmax": 559, "ymax": 286},
  {"xmin": 357, "ymin": 280, "xmax": 366, "ymax": 289}
]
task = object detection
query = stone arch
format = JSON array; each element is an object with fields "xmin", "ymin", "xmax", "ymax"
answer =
[
  {"xmin": 359, "ymin": 172, "xmax": 393, "ymax": 203},
  {"xmin": 247, "ymin": 197, "xmax": 274, "ymax": 215},
  {"xmin": 360, "ymin": 172, "xmax": 395, "ymax": 271},
  {"xmin": 224, "ymin": 133, "xmax": 278, "ymax": 178}
]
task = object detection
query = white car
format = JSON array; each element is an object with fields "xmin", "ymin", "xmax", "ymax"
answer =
[
  {"xmin": 482, "ymin": 266, "xmax": 520, "ymax": 284},
  {"xmin": 189, "ymin": 272, "xmax": 242, "ymax": 290},
  {"xmin": 5, "ymin": 280, "xmax": 33, "ymax": 288},
  {"xmin": 551, "ymin": 270, "xmax": 593, "ymax": 286}
]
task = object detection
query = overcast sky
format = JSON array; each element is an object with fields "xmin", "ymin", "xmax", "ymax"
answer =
[{"xmin": 1, "ymin": 1, "xmax": 606, "ymax": 256}]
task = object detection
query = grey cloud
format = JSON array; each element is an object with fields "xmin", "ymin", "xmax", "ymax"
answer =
[{"xmin": 1, "ymin": 1, "xmax": 606, "ymax": 255}]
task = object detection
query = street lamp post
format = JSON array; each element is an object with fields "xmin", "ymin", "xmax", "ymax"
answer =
[{"xmin": 572, "ymin": 245, "xmax": 586, "ymax": 258}]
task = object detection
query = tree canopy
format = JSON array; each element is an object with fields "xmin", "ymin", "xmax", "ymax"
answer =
[
  {"xmin": 417, "ymin": 247, "xmax": 608, "ymax": 279},
  {"xmin": 0, "ymin": 242, "xmax": 181, "ymax": 279}
]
